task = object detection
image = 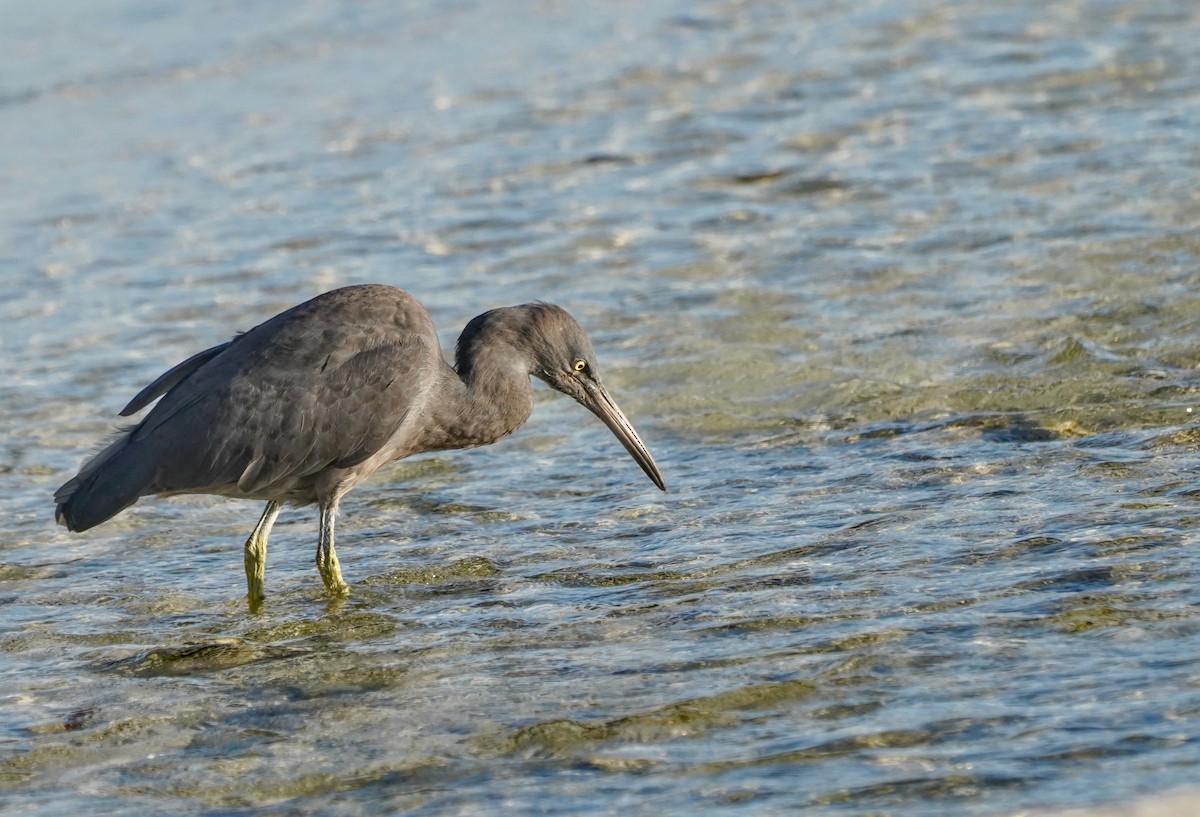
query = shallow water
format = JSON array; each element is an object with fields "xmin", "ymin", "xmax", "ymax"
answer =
[{"xmin": 5, "ymin": 0, "xmax": 1200, "ymax": 814}]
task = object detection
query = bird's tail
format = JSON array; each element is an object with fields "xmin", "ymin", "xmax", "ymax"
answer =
[{"xmin": 54, "ymin": 429, "xmax": 156, "ymax": 532}]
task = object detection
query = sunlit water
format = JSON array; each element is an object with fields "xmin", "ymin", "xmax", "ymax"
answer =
[{"xmin": 4, "ymin": 1, "xmax": 1200, "ymax": 814}]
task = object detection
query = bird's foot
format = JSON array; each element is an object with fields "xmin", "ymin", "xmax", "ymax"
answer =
[
  {"xmin": 317, "ymin": 554, "xmax": 350, "ymax": 596},
  {"xmin": 244, "ymin": 567, "xmax": 267, "ymax": 612},
  {"xmin": 322, "ymin": 575, "xmax": 350, "ymax": 596}
]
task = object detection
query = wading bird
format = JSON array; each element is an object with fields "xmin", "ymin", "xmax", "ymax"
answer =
[{"xmin": 55, "ymin": 285, "xmax": 665, "ymax": 605}]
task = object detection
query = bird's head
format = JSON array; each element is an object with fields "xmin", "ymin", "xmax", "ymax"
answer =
[{"xmin": 460, "ymin": 303, "xmax": 666, "ymax": 491}]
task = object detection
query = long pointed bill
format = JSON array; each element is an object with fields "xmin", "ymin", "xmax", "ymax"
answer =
[{"xmin": 580, "ymin": 379, "xmax": 666, "ymax": 491}]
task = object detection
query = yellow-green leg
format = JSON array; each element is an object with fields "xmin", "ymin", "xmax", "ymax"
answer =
[
  {"xmin": 316, "ymin": 502, "xmax": 349, "ymax": 596},
  {"xmin": 244, "ymin": 500, "xmax": 282, "ymax": 607}
]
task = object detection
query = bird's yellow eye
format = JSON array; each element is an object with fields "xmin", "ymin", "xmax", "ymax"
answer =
[{"xmin": 573, "ymin": 359, "xmax": 587, "ymax": 373}]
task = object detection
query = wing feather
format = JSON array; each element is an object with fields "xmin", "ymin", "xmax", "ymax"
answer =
[
  {"xmin": 125, "ymin": 286, "xmax": 441, "ymax": 500},
  {"xmin": 120, "ymin": 341, "xmax": 233, "ymax": 416}
]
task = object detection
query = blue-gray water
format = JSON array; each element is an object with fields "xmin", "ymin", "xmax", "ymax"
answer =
[{"xmin": 4, "ymin": 1, "xmax": 1200, "ymax": 814}]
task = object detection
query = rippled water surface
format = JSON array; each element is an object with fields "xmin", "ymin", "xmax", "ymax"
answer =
[{"xmin": 5, "ymin": 1, "xmax": 1200, "ymax": 814}]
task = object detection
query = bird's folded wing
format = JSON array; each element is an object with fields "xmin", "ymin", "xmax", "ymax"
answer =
[{"xmin": 233, "ymin": 338, "xmax": 435, "ymax": 493}]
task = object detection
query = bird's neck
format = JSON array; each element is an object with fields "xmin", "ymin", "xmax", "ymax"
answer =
[{"xmin": 424, "ymin": 347, "xmax": 535, "ymax": 452}]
